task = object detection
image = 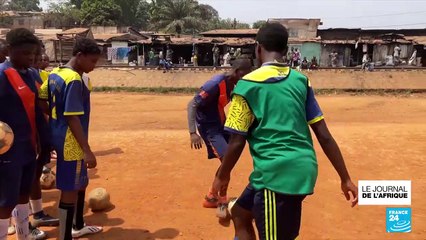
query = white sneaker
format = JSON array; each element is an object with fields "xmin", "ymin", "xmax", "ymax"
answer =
[
  {"xmin": 30, "ymin": 227, "xmax": 47, "ymax": 240},
  {"xmin": 72, "ymin": 225, "xmax": 103, "ymax": 238},
  {"xmin": 7, "ymin": 224, "xmax": 15, "ymax": 235}
]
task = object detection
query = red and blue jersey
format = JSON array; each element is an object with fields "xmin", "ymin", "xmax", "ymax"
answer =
[
  {"xmin": 0, "ymin": 61, "xmax": 43, "ymax": 145},
  {"xmin": 194, "ymin": 74, "xmax": 233, "ymax": 127}
]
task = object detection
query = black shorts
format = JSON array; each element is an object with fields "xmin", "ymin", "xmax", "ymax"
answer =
[
  {"xmin": 236, "ymin": 185, "xmax": 306, "ymax": 240},
  {"xmin": 197, "ymin": 124, "xmax": 229, "ymax": 159}
]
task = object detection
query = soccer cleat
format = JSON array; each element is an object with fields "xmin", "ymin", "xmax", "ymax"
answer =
[
  {"xmin": 32, "ymin": 213, "xmax": 59, "ymax": 227},
  {"xmin": 30, "ymin": 227, "xmax": 47, "ymax": 240},
  {"xmin": 202, "ymin": 195, "xmax": 219, "ymax": 208},
  {"xmin": 72, "ymin": 225, "xmax": 103, "ymax": 238},
  {"xmin": 7, "ymin": 224, "xmax": 15, "ymax": 235},
  {"xmin": 216, "ymin": 196, "xmax": 229, "ymax": 219}
]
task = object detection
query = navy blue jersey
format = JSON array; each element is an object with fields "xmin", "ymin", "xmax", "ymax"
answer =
[{"xmin": 194, "ymin": 74, "xmax": 234, "ymax": 127}]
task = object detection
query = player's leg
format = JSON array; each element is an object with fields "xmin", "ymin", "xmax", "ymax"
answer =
[
  {"xmin": 198, "ymin": 128, "xmax": 220, "ymax": 208},
  {"xmin": 231, "ymin": 185, "xmax": 256, "ymax": 240},
  {"xmin": 0, "ymin": 160, "xmax": 21, "ymax": 240},
  {"xmin": 206, "ymin": 132, "xmax": 230, "ymax": 217},
  {"xmin": 30, "ymin": 149, "xmax": 59, "ymax": 227},
  {"xmin": 253, "ymin": 189, "xmax": 305, "ymax": 240},
  {"xmin": 71, "ymin": 161, "xmax": 102, "ymax": 238}
]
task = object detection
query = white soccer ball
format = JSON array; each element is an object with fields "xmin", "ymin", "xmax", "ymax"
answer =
[
  {"xmin": 0, "ymin": 121, "xmax": 14, "ymax": 155},
  {"xmin": 88, "ymin": 188, "xmax": 111, "ymax": 212},
  {"xmin": 40, "ymin": 171, "xmax": 56, "ymax": 190}
]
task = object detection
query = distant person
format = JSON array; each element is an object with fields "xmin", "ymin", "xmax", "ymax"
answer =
[
  {"xmin": 362, "ymin": 53, "xmax": 369, "ymax": 70},
  {"xmin": 408, "ymin": 49, "xmax": 417, "ymax": 66},
  {"xmin": 310, "ymin": 56, "xmax": 318, "ymax": 69},
  {"xmin": 330, "ymin": 50, "xmax": 338, "ymax": 67},
  {"xmin": 223, "ymin": 51, "xmax": 231, "ymax": 66},
  {"xmin": 234, "ymin": 48, "xmax": 242, "ymax": 59},
  {"xmin": 148, "ymin": 48, "xmax": 155, "ymax": 64},
  {"xmin": 287, "ymin": 47, "xmax": 294, "ymax": 67},
  {"xmin": 166, "ymin": 45, "xmax": 173, "ymax": 63},
  {"xmin": 292, "ymin": 48, "xmax": 301, "ymax": 68},
  {"xmin": 301, "ymin": 57, "xmax": 309, "ymax": 70},
  {"xmin": 212, "ymin": 44, "xmax": 220, "ymax": 67},
  {"xmin": 393, "ymin": 45, "xmax": 401, "ymax": 65}
]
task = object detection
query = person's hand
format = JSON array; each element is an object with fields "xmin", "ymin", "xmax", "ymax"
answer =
[
  {"xmin": 190, "ymin": 133, "xmax": 203, "ymax": 149},
  {"xmin": 212, "ymin": 174, "xmax": 230, "ymax": 197},
  {"xmin": 341, "ymin": 179, "xmax": 358, "ymax": 207},
  {"xmin": 84, "ymin": 150, "xmax": 97, "ymax": 169}
]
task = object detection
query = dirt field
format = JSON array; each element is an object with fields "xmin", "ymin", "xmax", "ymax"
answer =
[{"xmin": 15, "ymin": 93, "xmax": 426, "ymax": 240}]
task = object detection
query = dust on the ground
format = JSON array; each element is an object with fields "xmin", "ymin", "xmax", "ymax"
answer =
[{"xmin": 21, "ymin": 93, "xmax": 426, "ymax": 240}]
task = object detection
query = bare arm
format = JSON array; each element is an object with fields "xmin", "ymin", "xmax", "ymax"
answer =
[
  {"xmin": 311, "ymin": 119, "xmax": 358, "ymax": 206},
  {"xmin": 217, "ymin": 134, "xmax": 246, "ymax": 178},
  {"xmin": 311, "ymin": 120, "xmax": 350, "ymax": 181}
]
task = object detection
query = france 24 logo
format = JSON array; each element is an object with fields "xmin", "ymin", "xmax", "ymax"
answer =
[{"xmin": 386, "ymin": 208, "xmax": 411, "ymax": 233}]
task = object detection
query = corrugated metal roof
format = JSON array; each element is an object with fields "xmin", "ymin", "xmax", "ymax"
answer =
[
  {"xmin": 61, "ymin": 28, "xmax": 90, "ymax": 35},
  {"xmin": 201, "ymin": 29, "xmax": 258, "ymax": 35},
  {"xmin": 406, "ymin": 36, "xmax": 426, "ymax": 45}
]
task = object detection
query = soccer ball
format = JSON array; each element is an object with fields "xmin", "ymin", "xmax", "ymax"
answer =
[
  {"xmin": 40, "ymin": 171, "xmax": 56, "ymax": 190},
  {"xmin": 0, "ymin": 121, "xmax": 14, "ymax": 155},
  {"xmin": 88, "ymin": 188, "xmax": 111, "ymax": 212}
]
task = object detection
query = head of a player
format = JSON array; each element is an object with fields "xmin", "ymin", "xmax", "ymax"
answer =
[
  {"xmin": 72, "ymin": 38, "xmax": 101, "ymax": 74},
  {"xmin": 255, "ymin": 23, "xmax": 289, "ymax": 66},
  {"xmin": 40, "ymin": 53, "xmax": 50, "ymax": 70},
  {"xmin": 228, "ymin": 58, "xmax": 252, "ymax": 85},
  {"xmin": 0, "ymin": 39, "xmax": 8, "ymax": 63},
  {"xmin": 6, "ymin": 28, "xmax": 40, "ymax": 70}
]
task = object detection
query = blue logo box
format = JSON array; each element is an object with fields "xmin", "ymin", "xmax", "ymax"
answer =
[{"xmin": 386, "ymin": 208, "xmax": 411, "ymax": 233}]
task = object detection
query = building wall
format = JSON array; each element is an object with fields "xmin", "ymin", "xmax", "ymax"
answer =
[
  {"xmin": 12, "ymin": 16, "xmax": 44, "ymax": 29},
  {"xmin": 320, "ymin": 44, "xmax": 352, "ymax": 67},
  {"xmin": 269, "ymin": 19, "xmax": 321, "ymax": 40},
  {"xmin": 88, "ymin": 68, "xmax": 426, "ymax": 90},
  {"xmin": 301, "ymin": 42, "xmax": 321, "ymax": 63},
  {"xmin": 90, "ymin": 26, "xmax": 129, "ymax": 34},
  {"xmin": 372, "ymin": 44, "xmax": 414, "ymax": 63}
]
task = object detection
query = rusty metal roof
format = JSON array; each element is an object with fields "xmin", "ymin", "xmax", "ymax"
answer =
[
  {"xmin": 201, "ymin": 29, "xmax": 258, "ymax": 35},
  {"xmin": 61, "ymin": 28, "xmax": 90, "ymax": 35}
]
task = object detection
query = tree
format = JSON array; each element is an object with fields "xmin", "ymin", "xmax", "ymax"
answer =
[
  {"xmin": 70, "ymin": 0, "xmax": 83, "ymax": 9},
  {"xmin": 210, "ymin": 18, "xmax": 250, "ymax": 30},
  {"xmin": 7, "ymin": 0, "xmax": 42, "ymax": 11},
  {"xmin": 80, "ymin": 0, "xmax": 122, "ymax": 26},
  {"xmin": 252, "ymin": 20, "xmax": 266, "ymax": 29},
  {"xmin": 198, "ymin": 4, "xmax": 218, "ymax": 21},
  {"xmin": 150, "ymin": 0, "xmax": 204, "ymax": 34},
  {"xmin": 45, "ymin": 1, "xmax": 81, "ymax": 28},
  {"xmin": 114, "ymin": 0, "xmax": 150, "ymax": 30}
]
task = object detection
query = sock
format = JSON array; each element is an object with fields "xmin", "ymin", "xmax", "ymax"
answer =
[
  {"xmin": 59, "ymin": 202, "xmax": 75, "ymax": 240},
  {"xmin": 30, "ymin": 199, "xmax": 44, "ymax": 217},
  {"xmin": 12, "ymin": 204, "xmax": 30, "ymax": 240},
  {"xmin": 0, "ymin": 218, "xmax": 9, "ymax": 240},
  {"xmin": 73, "ymin": 191, "xmax": 85, "ymax": 230}
]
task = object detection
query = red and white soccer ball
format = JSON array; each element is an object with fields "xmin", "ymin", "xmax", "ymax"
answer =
[{"xmin": 0, "ymin": 121, "xmax": 14, "ymax": 155}]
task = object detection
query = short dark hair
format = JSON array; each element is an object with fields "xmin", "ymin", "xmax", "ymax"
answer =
[
  {"xmin": 232, "ymin": 57, "xmax": 252, "ymax": 70},
  {"xmin": 6, "ymin": 28, "xmax": 40, "ymax": 48},
  {"xmin": 256, "ymin": 22, "xmax": 288, "ymax": 53},
  {"xmin": 72, "ymin": 37, "xmax": 101, "ymax": 56}
]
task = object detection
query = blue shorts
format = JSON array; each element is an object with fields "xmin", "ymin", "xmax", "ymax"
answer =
[
  {"xmin": 236, "ymin": 185, "xmax": 306, "ymax": 240},
  {"xmin": 56, "ymin": 155, "xmax": 88, "ymax": 191},
  {"xmin": 0, "ymin": 141, "xmax": 36, "ymax": 207},
  {"xmin": 197, "ymin": 124, "xmax": 229, "ymax": 159}
]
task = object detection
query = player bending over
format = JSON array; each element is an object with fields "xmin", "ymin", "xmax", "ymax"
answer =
[
  {"xmin": 213, "ymin": 23, "xmax": 358, "ymax": 240},
  {"xmin": 187, "ymin": 58, "xmax": 252, "ymax": 217}
]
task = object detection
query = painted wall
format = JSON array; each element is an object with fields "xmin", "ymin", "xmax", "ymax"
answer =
[{"xmin": 301, "ymin": 42, "xmax": 321, "ymax": 63}]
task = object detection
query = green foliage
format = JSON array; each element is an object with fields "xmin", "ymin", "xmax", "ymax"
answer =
[
  {"xmin": 80, "ymin": 0, "xmax": 122, "ymax": 26},
  {"xmin": 45, "ymin": 1, "xmax": 81, "ymax": 28},
  {"xmin": 252, "ymin": 20, "xmax": 266, "ymax": 29},
  {"xmin": 7, "ymin": 0, "xmax": 42, "ymax": 11},
  {"xmin": 114, "ymin": 0, "xmax": 150, "ymax": 30}
]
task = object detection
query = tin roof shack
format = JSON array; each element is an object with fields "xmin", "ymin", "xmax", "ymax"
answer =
[
  {"xmin": 200, "ymin": 29, "xmax": 258, "ymax": 38},
  {"xmin": 8, "ymin": 11, "xmax": 45, "ymax": 29},
  {"xmin": 94, "ymin": 29, "xmax": 149, "ymax": 65},
  {"xmin": 56, "ymin": 28, "xmax": 94, "ymax": 63},
  {"xmin": 35, "ymin": 29, "xmax": 62, "ymax": 63},
  {"xmin": 406, "ymin": 36, "xmax": 426, "ymax": 66}
]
